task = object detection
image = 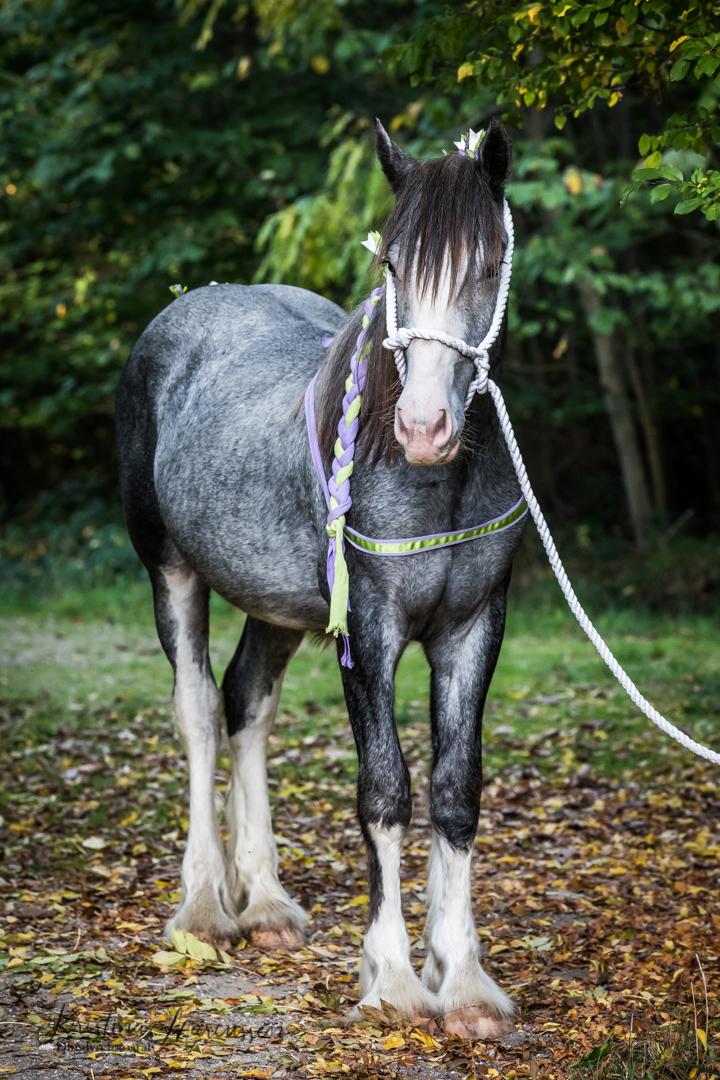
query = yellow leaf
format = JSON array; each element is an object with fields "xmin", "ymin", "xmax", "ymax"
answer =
[
  {"xmin": 152, "ymin": 950, "xmax": 187, "ymax": 969},
  {"xmin": 564, "ymin": 168, "xmax": 583, "ymax": 195},
  {"xmin": 608, "ymin": 91, "xmax": 622, "ymax": 107},
  {"xmin": 411, "ymin": 1030, "xmax": 442, "ymax": 1050},
  {"xmin": 696, "ymin": 1027, "xmax": 708, "ymax": 1050},
  {"xmin": 669, "ymin": 35, "xmax": 690, "ymax": 52},
  {"xmin": 347, "ymin": 894, "xmax": 369, "ymax": 908},
  {"xmin": 527, "ymin": 3, "xmax": 543, "ymax": 24},
  {"xmin": 383, "ymin": 1033, "xmax": 405, "ymax": 1050},
  {"xmin": 169, "ymin": 927, "xmax": 216, "ymax": 960},
  {"xmin": 81, "ymin": 835, "xmax": 106, "ymax": 850},
  {"xmin": 311, "ymin": 55, "xmax": 330, "ymax": 75},
  {"xmin": 457, "ymin": 62, "xmax": 474, "ymax": 82}
]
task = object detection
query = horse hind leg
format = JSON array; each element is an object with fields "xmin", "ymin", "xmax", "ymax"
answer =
[
  {"xmin": 151, "ymin": 559, "xmax": 239, "ymax": 947},
  {"xmin": 223, "ymin": 617, "xmax": 306, "ymax": 949}
]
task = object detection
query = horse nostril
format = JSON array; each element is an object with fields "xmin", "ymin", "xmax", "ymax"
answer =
[
  {"xmin": 396, "ymin": 408, "xmax": 411, "ymax": 443},
  {"xmin": 428, "ymin": 410, "xmax": 452, "ymax": 447},
  {"xmin": 396, "ymin": 407, "xmax": 453, "ymax": 449}
]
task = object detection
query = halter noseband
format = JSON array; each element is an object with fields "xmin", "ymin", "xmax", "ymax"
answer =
[{"xmin": 382, "ymin": 198, "xmax": 515, "ymax": 409}]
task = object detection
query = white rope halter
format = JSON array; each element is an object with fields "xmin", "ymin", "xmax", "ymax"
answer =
[{"xmin": 383, "ymin": 199, "xmax": 515, "ymax": 408}]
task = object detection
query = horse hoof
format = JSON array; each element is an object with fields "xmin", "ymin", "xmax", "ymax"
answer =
[
  {"xmin": 191, "ymin": 928, "xmax": 235, "ymax": 951},
  {"xmin": 347, "ymin": 1004, "xmax": 438, "ymax": 1028},
  {"xmin": 249, "ymin": 925, "xmax": 305, "ymax": 950},
  {"xmin": 442, "ymin": 1007, "xmax": 514, "ymax": 1041}
]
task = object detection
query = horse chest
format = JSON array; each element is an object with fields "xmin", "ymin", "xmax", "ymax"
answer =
[
  {"xmin": 346, "ymin": 464, "xmax": 523, "ymax": 630},
  {"xmin": 349, "ymin": 527, "xmax": 518, "ymax": 632}
]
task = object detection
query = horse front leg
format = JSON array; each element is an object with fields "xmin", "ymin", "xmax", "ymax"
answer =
[
  {"xmin": 339, "ymin": 614, "xmax": 438, "ymax": 1021},
  {"xmin": 423, "ymin": 587, "xmax": 515, "ymax": 1039}
]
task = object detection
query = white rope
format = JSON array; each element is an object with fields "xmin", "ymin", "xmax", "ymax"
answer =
[
  {"xmin": 489, "ymin": 378, "xmax": 720, "ymax": 766},
  {"xmin": 383, "ymin": 199, "xmax": 719, "ymax": 766}
]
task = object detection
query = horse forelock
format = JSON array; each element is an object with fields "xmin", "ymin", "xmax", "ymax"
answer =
[{"xmin": 381, "ymin": 153, "xmax": 504, "ymax": 302}]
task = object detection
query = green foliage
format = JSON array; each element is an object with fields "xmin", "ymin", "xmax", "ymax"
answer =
[
  {"xmin": 255, "ymin": 130, "xmax": 392, "ymax": 299},
  {"xmin": 1, "ymin": 0, "xmax": 719, "ymax": 547},
  {"xmin": 0, "ymin": 0, "xmax": 399, "ymax": 508},
  {"xmin": 389, "ymin": 0, "xmax": 720, "ymax": 221}
]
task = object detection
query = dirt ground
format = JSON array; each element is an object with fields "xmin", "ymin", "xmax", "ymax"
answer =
[{"xmin": 1, "ymin": 609, "xmax": 719, "ymax": 1078}]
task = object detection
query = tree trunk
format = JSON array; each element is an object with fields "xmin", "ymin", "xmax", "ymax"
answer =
[
  {"xmin": 577, "ymin": 279, "xmax": 653, "ymax": 548},
  {"xmin": 625, "ymin": 345, "xmax": 667, "ymax": 517}
]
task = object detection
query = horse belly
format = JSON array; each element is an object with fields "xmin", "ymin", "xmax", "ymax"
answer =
[
  {"xmin": 162, "ymin": 496, "xmax": 328, "ymax": 630},
  {"xmin": 154, "ymin": 414, "xmax": 328, "ymax": 631}
]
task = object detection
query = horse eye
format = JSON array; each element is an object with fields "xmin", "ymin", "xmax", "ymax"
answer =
[{"xmin": 382, "ymin": 257, "xmax": 397, "ymax": 275}]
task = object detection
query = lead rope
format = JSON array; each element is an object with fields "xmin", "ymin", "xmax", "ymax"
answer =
[
  {"xmin": 383, "ymin": 198, "xmax": 719, "ymax": 766},
  {"xmin": 487, "ymin": 381, "xmax": 720, "ymax": 766}
]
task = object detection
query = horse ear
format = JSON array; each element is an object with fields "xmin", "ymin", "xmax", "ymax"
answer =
[
  {"xmin": 374, "ymin": 118, "xmax": 416, "ymax": 193},
  {"xmin": 478, "ymin": 118, "xmax": 511, "ymax": 196}
]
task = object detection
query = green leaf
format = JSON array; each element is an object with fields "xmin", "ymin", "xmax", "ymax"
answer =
[
  {"xmin": 650, "ymin": 184, "xmax": 673, "ymax": 203},
  {"xmin": 632, "ymin": 168, "xmax": 666, "ymax": 181},
  {"xmin": 670, "ymin": 59, "xmax": 689, "ymax": 81},
  {"xmin": 588, "ymin": 308, "xmax": 623, "ymax": 335},
  {"xmin": 660, "ymin": 164, "xmax": 683, "ymax": 182},
  {"xmin": 674, "ymin": 197, "xmax": 703, "ymax": 215},
  {"xmin": 152, "ymin": 950, "xmax": 188, "ymax": 969},
  {"xmin": 577, "ymin": 1040, "xmax": 613, "ymax": 1066},
  {"xmin": 695, "ymin": 55, "xmax": 720, "ymax": 78},
  {"xmin": 169, "ymin": 926, "xmax": 218, "ymax": 961},
  {"xmin": 185, "ymin": 935, "xmax": 218, "ymax": 962}
]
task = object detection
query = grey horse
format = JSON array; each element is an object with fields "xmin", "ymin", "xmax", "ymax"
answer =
[{"xmin": 116, "ymin": 119, "xmax": 524, "ymax": 1039}]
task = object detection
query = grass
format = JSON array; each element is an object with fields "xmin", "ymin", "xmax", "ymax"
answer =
[{"xmin": 1, "ymin": 565, "xmax": 719, "ymax": 782}]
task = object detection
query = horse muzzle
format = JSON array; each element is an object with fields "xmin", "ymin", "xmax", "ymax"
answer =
[{"xmin": 394, "ymin": 406, "xmax": 459, "ymax": 465}]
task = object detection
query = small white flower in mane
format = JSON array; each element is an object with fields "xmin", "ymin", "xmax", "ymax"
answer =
[
  {"xmin": 453, "ymin": 127, "xmax": 485, "ymax": 159},
  {"xmin": 361, "ymin": 230, "xmax": 382, "ymax": 256}
]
